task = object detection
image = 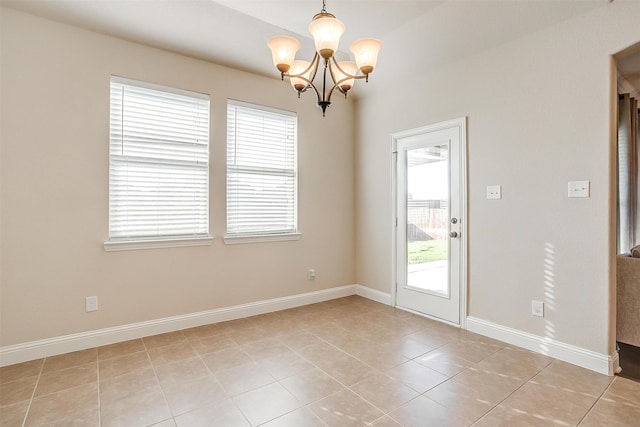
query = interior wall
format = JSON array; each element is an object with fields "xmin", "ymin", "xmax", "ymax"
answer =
[
  {"xmin": 0, "ymin": 8, "xmax": 356, "ymax": 346},
  {"xmin": 355, "ymin": 0, "xmax": 640, "ymax": 356}
]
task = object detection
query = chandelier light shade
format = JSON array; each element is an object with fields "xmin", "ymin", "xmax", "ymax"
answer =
[
  {"xmin": 267, "ymin": 36, "xmax": 301, "ymax": 73},
  {"xmin": 350, "ymin": 38, "xmax": 382, "ymax": 75},
  {"xmin": 289, "ymin": 60, "xmax": 311, "ymax": 92},
  {"xmin": 333, "ymin": 61, "xmax": 357, "ymax": 92},
  {"xmin": 267, "ymin": 0, "xmax": 381, "ymax": 116},
  {"xmin": 308, "ymin": 15, "xmax": 345, "ymax": 59}
]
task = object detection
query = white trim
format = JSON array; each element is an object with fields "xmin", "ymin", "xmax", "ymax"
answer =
[
  {"xmin": 104, "ymin": 236, "xmax": 214, "ymax": 251},
  {"xmin": 0, "ymin": 286, "xmax": 619, "ymax": 376},
  {"xmin": 390, "ymin": 117, "xmax": 468, "ymax": 327},
  {"xmin": 111, "ymin": 75, "xmax": 210, "ymax": 100},
  {"xmin": 223, "ymin": 233, "xmax": 301, "ymax": 245},
  {"xmin": 458, "ymin": 117, "xmax": 468, "ymax": 329},
  {"xmin": 466, "ymin": 316, "xmax": 619, "ymax": 375},
  {"xmin": 0, "ymin": 285, "xmax": 356, "ymax": 367},
  {"xmin": 227, "ymin": 98, "xmax": 296, "ymax": 117},
  {"xmin": 355, "ymin": 285, "xmax": 393, "ymax": 306}
]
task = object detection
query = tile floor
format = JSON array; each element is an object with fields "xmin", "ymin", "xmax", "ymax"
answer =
[{"xmin": 1, "ymin": 296, "xmax": 639, "ymax": 426}]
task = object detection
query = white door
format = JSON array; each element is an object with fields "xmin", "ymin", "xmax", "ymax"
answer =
[{"xmin": 394, "ymin": 118, "xmax": 466, "ymax": 325}]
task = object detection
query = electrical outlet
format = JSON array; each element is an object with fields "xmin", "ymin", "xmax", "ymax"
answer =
[
  {"xmin": 568, "ymin": 180, "xmax": 590, "ymax": 198},
  {"xmin": 487, "ymin": 185, "xmax": 502, "ymax": 200},
  {"xmin": 307, "ymin": 269, "xmax": 316, "ymax": 280},
  {"xmin": 531, "ymin": 300, "xmax": 544, "ymax": 317},
  {"xmin": 86, "ymin": 296, "xmax": 98, "ymax": 312}
]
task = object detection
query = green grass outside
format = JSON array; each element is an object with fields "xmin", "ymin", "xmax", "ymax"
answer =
[{"xmin": 407, "ymin": 240, "xmax": 448, "ymax": 264}]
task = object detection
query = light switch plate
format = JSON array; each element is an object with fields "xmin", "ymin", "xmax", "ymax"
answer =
[
  {"xmin": 568, "ymin": 180, "xmax": 590, "ymax": 198},
  {"xmin": 532, "ymin": 300, "xmax": 544, "ymax": 317},
  {"xmin": 85, "ymin": 296, "xmax": 98, "ymax": 312},
  {"xmin": 487, "ymin": 185, "xmax": 502, "ymax": 200}
]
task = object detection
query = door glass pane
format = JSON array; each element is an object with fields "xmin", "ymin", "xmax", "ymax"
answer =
[{"xmin": 406, "ymin": 144, "xmax": 449, "ymax": 297}]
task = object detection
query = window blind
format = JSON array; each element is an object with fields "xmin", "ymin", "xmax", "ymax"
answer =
[
  {"xmin": 109, "ymin": 77, "xmax": 210, "ymax": 241},
  {"xmin": 226, "ymin": 101, "xmax": 297, "ymax": 236}
]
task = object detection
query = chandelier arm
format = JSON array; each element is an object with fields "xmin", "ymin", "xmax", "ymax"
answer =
[
  {"xmin": 327, "ymin": 60, "xmax": 339, "ymax": 88},
  {"xmin": 327, "ymin": 82, "xmax": 339, "ymax": 101},
  {"xmin": 329, "ymin": 57, "xmax": 361, "ymax": 79},
  {"xmin": 293, "ymin": 53, "xmax": 321, "ymax": 81},
  {"xmin": 304, "ymin": 80, "xmax": 322, "ymax": 103},
  {"xmin": 308, "ymin": 53, "xmax": 322, "ymax": 83},
  {"xmin": 327, "ymin": 59, "xmax": 369, "ymax": 99},
  {"xmin": 309, "ymin": 81, "xmax": 322, "ymax": 105},
  {"xmin": 282, "ymin": 53, "xmax": 322, "ymax": 101},
  {"xmin": 327, "ymin": 73, "xmax": 369, "ymax": 99},
  {"xmin": 281, "ymin": 73, "xmax": 322, "ymax": 99}
]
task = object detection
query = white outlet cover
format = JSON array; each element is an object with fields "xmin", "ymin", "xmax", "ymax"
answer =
[
  {"xmin": 568, "ymin": 180, "xmax": 590, "ymax": 198},
  {"xmin": 486, "ymin": 185, "xmax": 502, "ymax": 200}
]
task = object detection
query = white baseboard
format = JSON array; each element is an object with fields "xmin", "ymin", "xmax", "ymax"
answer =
[
  {"xmin": 466, "ymin": 316, "xmax": 618, "ymax": 376},
  {"xmin": 355, "ymin": 284, "xmax": 393, "ymax": 306},
  {"xmin": 0, "ymin": 285, "xmax": 357, "ymax": 367},
  {"xmin": 4, "ymin": 287, "xmax": 617, "ymax": 376}
]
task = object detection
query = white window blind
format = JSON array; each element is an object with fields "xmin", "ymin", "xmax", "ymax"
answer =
[
  {"xmin": 226, "ymin": 101, "xmax": 297, "ymax": 237},
  {"xmin": 109, "ymin": 77, "xmax": 210, "ymax": 241}
]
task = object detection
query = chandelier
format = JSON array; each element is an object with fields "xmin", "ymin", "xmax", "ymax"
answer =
[{"xmin": 267, "ymin": 0, "xmax": 382, "ymax": 116}]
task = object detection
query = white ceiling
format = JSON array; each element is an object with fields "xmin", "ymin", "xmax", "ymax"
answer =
[{"xmin": 0, "ymin": 0, "xmax": 616, "ymax": 83}]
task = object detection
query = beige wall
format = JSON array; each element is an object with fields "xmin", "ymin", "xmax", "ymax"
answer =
[
  {"xmin": 0, "ymin": 9, "xmax": 356, "ymax": 346},
  {"xmin": 355, "ymin": 0, "xmax": 640, "ymax": 355}
]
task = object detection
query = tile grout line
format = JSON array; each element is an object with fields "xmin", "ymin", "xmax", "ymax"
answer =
[
  {"xmin": 96, "ymin": 353, "xmax": 102, "ymax": 427},
  {"xmin": 6, "ymin": 299, "xmax": 631, "ymax": 427},
  {"xmin": 214, "ymin": 324, "xmax": 381, "ymax": 425},
  {"xmin": 292, "ymin": 314, "xmax": 463, "ymax": 420},
  {"xmin": 268, "ymin": 329, "xmax": 384, "ymax": 426},
  {"xmin": 467, "ymin": 359, "xmax": 556, "ymax": 427},
  {"xmin": 226, "ymin": 329, "xmax": 328, "ymax": 424},
  {"xmin": 575, "ymin": 374, "xmax": 617, "ymax": 426},
  {"xmin": 276, "ymin": 329, "xmax": 413, "ymax": 423},
  {"xmin": 194, "ymin": 332, "xmax": 256, "ymax": 427},
  {"xmin": 19, "ymin": 358, "xmax": 45, "ymax": 427},
  {"xmin": 143, "ymin": 335, "xmax": 177, "ymax": 427}
]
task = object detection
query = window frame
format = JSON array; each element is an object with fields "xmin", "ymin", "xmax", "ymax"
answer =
[
  {"xmin": 224, "ymin": 100, "xmax": 300, "ymax": 245},
  {"xmin": 105, "ymin": 76, "xmax": 212, "ymax": 251}
]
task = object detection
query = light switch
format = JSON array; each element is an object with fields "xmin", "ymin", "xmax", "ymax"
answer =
[
  {"xmin": 532, "ymin": 300, "xmax": 544, "ymax": 317},
  {"xmin": 487, "ymin": 185, "xmax": 502, "ymax": 200},
  {"xmin": 568, "ymin": 180, "xmax": 590, "ymax": 198}
]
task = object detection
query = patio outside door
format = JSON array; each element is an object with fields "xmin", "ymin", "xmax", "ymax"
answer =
[{"xmin": 394, "ymin": 118, "xmax": 466, "ymax": 325}]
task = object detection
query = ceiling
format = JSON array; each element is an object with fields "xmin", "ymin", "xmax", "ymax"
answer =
[{"xmin": 1, "ymin": 0, "xmax": 613, "ymax": 83}]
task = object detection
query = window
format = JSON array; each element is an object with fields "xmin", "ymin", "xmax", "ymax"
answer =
[
  {"xmin": 225, "ymin": 100, "xmax": 298, "ymax": 243},
  {"xmin": 106, "ymin": 77, "xmax": 211, "ymax": 250}
]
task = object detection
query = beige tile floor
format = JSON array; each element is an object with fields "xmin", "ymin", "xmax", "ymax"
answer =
[{"xmin": 1, "ymin": 296, "xmax": 639, "ymax": 426}]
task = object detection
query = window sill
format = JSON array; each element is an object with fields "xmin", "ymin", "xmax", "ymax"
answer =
[
  {"xmin": 223, "ymin": 233, "xmax": 301, "ymax": 245},
  {"xmin": 104, "ymin": 236, "xmax": 214, "ymax": 252}
]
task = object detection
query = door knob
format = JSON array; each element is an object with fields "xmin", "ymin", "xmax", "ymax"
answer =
[
  {"xmin": 449, "ymin": 231, "xmax": 458, "ymax": 238},
  {"xmin": 451, "ymin": 218, "xmax": 458, "ymax": 224}
]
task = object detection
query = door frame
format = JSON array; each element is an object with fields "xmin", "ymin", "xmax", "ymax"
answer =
[{"xmin": 391, "ymin": 117, "xmax": 468, "ymax": 328}]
